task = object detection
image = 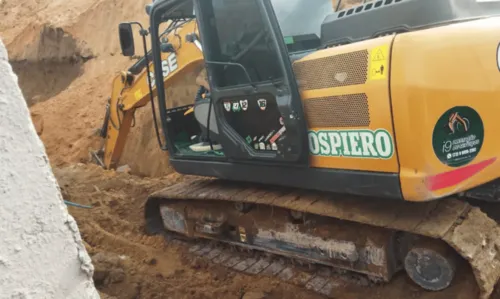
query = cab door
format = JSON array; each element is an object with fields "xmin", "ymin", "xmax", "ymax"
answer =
[{"xmin": 193, "ymin": 0, "xmax": 309, "ymax": 166}]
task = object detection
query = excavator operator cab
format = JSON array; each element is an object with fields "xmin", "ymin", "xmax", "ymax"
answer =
[{"xmin": 147, "ymin": 0, "xmax": 318, "ymax": 168}]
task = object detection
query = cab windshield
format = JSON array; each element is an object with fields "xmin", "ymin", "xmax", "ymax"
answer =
[
  {"xmin": 271, "ymin": 0, "xmax": 333, "ymax": 39},
  {"xmin": 195, "ymin": 0, "xmax": 334, "ymax": 88}
]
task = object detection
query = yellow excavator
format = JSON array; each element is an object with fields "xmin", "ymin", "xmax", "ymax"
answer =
[{"xmin": 94, "ymin": 0, "xmax": 500, "ymax": 297}]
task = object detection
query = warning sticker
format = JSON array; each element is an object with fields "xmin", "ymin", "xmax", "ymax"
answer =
[{"xmin": 369, "ymin": 45, "xmax": 389, "ymax": 80}]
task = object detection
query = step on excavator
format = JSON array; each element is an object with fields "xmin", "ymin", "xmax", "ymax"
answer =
[{"xmin": 93, "ymin": 0, "xmax": 500, "ymax": 297}]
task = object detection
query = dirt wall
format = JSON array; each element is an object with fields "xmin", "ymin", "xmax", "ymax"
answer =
[
  {"xmin": 120, "ymin": 67, "xmax": 202, "ymax": 177},
  {"xmin": 4, "ymin": 0, "xmax": 151, "ymax": 167}
]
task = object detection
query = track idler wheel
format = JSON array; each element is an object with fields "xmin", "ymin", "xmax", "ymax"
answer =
[{"xmin": 403, "ymin": 240, "xmax": 458, "ymax": 291}]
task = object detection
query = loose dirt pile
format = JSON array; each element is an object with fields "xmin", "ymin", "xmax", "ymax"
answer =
[
  {"xmin": 57, "ymin": 164, "xmax": 485, "ymax": 299},
  {"xmin": 2, "ymin": 0, "xmax": 182, "ymax": 175},
  {"xmin": 57, "ymin": 164, "xmax": 328, "ymax": 299}
]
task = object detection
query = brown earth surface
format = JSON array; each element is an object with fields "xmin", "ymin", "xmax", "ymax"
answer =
[
  {"xmin": 57, "ymin": 164, "xmax": 489, "ymax": 299},
  {"xmin": 3, "ymin": 0, "xmax": 500, "ymax": 298}
]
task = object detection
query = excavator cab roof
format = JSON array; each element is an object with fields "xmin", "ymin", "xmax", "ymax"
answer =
[
  {"xmin": 321, "ymin": 0, "xmax": 500, "ymax": 46},
  {"xmin": 146, "ymin": 0, "xmax": 500, "ymax": 54}
]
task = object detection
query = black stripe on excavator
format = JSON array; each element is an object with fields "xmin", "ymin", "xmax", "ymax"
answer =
[
  {"xmin": 128, "ymin": 52, "xmax": 154, "ymax": 75},
  {"xmin": 169, "ymin": 159, "xmax": 402, "ymax": 200}
]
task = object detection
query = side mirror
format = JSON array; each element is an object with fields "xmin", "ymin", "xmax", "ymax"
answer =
[
  {"xmin": 119, "ymin": 23, "xmax": 135, "ymax": 57},
  {"xmin": 145, "ymin": 4, "xmax": 153, "ymax": 15}
]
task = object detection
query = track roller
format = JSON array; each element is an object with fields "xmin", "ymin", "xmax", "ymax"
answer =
[{"xmin": 403, "ymin": 240, "xmax": 458, "ymax": 291}]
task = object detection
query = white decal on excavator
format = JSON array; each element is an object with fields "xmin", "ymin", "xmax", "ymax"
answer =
[
  {"xmin": 308, "ymin": 129, "xmax": 394, "ymax": 159},
  {"xmin": 149, "ymin": 53, "xmax": 178, "ymax": 88}
]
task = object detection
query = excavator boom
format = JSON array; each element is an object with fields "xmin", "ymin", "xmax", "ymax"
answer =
[{"xmin": 94, "ymin": 19, "xmax": 204, "ymax": 168}]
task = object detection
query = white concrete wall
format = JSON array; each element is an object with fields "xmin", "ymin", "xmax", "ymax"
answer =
[{"xmin": 0, "ymin": 38, "xmax": 99, "ymax": 298}]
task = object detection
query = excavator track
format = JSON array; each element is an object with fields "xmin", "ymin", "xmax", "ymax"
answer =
[
  {"xmin": 144, "ymin": 177, "xmax": 500, "ymax": 299},
  {"xmin": 181, "ymin": 236, "xmax": 384, "ymax": 297}
]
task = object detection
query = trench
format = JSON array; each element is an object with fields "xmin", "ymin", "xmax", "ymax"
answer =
[
  {"xmin": 8, "ymin": 24, "xmax": 94, "ymax": 106},
  {"xmin": 11, "ymin": 59, "xmax": 84, "ymax": 106}
]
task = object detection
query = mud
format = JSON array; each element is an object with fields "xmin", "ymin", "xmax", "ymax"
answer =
[
  {"xmin": 55, "ymin": 164, "xmax": 484, "ymax": 299},
  {"xmin": 56, "ymin": 164, "xmax": 327, "ymax": 299}
]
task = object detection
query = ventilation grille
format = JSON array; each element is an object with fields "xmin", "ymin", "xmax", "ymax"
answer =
[
  {"xmin": 293, "ymin": 50, "xmax": 368, "ymax": 91},
  {"xmin": 338, "ymin": 0, "xmax": 405, "ymax": 18},
  {"xmin": 304, "ymin": 93, "xmax": 370, "ymax": 128}
]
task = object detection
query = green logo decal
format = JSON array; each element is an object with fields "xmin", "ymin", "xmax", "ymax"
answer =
[
  {"xmin": 432, "ymin": 106, "xmax": 484, "ymax": 167},
  {"xmin": 308, "ymin": 129, "xmax": 394, "ymax": 159},
  {"xmin": 232, "ymin": 102, "xmax": 241, "ymax": 112}
]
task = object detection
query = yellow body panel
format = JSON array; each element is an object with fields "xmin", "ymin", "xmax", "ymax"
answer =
[
  {"xmin": 391, "ymin": 17, "xmax": 500, "ymax": 201},
  {"xmin": 296, "ymin": 35, "xmax": 399, "ymax": 173},
  {"xmin": 294, "ymin": 16, "xmax": 500, "ymax": 202}
]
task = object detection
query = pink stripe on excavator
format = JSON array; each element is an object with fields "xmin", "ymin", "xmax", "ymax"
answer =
[{"xmin": 426, "ymin": 158, "xmax": 497, "ymax": 191}]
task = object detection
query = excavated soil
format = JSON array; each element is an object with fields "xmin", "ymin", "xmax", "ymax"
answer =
[
  {"xmin": 56, "ymin": 164, "xmax": 487, "ymax": 299},
  {"xmin": 57, "ymin": 164, "xmax": 329, "ymax": 299}
]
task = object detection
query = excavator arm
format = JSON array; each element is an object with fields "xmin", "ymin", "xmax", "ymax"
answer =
[
  {"xmin": 97, "ymin": 69, "xmax": 152, "ymax": 169},
  {"xmin": 93, "ymin": 19, "xmax": 205, "ymax": 169}
]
